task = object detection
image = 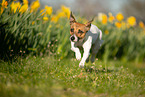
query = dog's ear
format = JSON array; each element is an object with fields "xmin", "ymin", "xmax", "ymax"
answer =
[
  {"xmin": 85, "ymin": 17, "xmax": 94, "ymax": 30},
  {"xmin": 70, "ymin": 12, "xmax": 76, "ymax": 25}
]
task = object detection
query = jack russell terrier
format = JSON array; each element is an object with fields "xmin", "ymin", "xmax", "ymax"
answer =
[{"xmin": 70, "ymin": 12, "xmax": 103, "ymax": 68}]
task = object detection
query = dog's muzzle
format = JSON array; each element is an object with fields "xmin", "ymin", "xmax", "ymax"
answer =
[
  {"xmin": 70, "ymin": 35, "xmax": 78, "ymax": 42},
  {"xmin": 70, "ymin": 36, "xmax": 75, "ymax": 41}
]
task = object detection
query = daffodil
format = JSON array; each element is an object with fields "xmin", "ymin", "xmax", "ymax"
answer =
[
  {"xmin": 43, "ymin": 16, "xmax": 49, "ymax": 21},
  {"xmin": 115, "ymin": 22, "xmax": 122, "ymax": 28},
  {"xmin": 57, "ymin": 11, "xmax": 66, "ymax": 18},
  {"xmin": 19, "ymin": 4, "xmax": 28, "ymax": 14},
  {"xmin": 10, "ymin": 2, "xmax": 21, "ymax": 13},
  {"xmin": 98, "ymin": 13, "xmax": 103, "ymax": 21},
  {"xmin": 32, "ymin": 21, "xmax": 35, "ymax": 25},
  {"xmin": 51, "ymin": 15, "xmax": 58, "ymax": 23},
  {"xmin": 116, "ymin": 13, "xmax": 124, "ymax": 21},
  {"xmin": 105, "ymin": 30, "xmax": 109, "ymax": 35},
  {"xmin": 139, "ymin": 21, "xmax": 144, "ymax": 28},
  {"xmin": 30, "ymin": 0, "xmax": 40, "ymax": 13},
  {"xmin": 23, "ymin": 0, "xmax": 28, "ymax": 4},
  {"xmin": 108, "ymin": 12, "xmax": 115, "ymax": 23},
  {"xmin": 102, "ymin": 14, "xmax": 107, "ymax": 24},
  {"xmin": 1, "ymin": 0, "xmax": 8, "ymax": 8},
  {"xmin": 40, "ymin": 9, "xmax": 45, "ymax": 16},
  {"xmin": 127, "ymin": 16, "xmax": 136, "ymax": 26},
  {"xmin": 98, "ymin": 13, "xmax": 107, "ymax": 24},
  {"xmin": 61, "ymin": 5, "xmax": 70, "ymax": 19},
  {"xmin": 45, "ymin": 6, "xmax": 53, "ymax": 15},
  {"xmin": 0, "ymin": 0, "xmax": 8, "ymax": 14}
]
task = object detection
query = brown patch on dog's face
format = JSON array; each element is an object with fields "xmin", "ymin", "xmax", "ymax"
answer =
[
  {"xmin": 70, "ymin": 12, "xmax": 94, "ymax": 39},
  {"xmin": 70, "ymin": 23, "xmax": 88, "ymax": 39}
]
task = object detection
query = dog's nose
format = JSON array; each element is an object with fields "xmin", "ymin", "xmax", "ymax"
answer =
[{"xmin": 70, "ymin": 36, "xmax": 75, "ymax": 41}]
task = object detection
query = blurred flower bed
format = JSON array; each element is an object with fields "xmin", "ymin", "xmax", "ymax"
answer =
[{"xmin": 0, "ymin": 0, "xmax": 145, "ymax": 62}]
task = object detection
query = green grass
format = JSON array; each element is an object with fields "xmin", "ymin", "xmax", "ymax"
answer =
[{"xmin": 0, "ymin": 56, "xmax": 145, "ymax": 97}]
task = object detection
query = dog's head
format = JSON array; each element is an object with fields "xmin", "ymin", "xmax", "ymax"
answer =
[{"xmin": 69, "ymin": 12, "xmax": 94, "ymax": 42}]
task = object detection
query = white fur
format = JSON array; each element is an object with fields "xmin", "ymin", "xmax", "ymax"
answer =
[{"xmin": 71, "ymin": 24, "xmax": 103, "ymax": 68}]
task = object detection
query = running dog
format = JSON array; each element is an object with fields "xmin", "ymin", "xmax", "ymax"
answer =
[{"xmin": 70, "ymin": 12, "xmax": 103, "ymax": 68}]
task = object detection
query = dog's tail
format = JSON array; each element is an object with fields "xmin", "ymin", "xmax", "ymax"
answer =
[
  {"xmin": 99, "ymin": 30, "xmax": 104, "ymax": 46},
  {"xmin": 99, "ymin": 30, "xmax": 103, "ymax": 40}
]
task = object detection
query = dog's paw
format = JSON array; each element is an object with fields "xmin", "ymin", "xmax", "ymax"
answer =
[
  {"xmin": 91, "ymin": 56, "xmax": 95, "ymax": 63},
  {"xmin": 75, "ymin": 53, "xmax": 81, "ymax": 60},
  {"xmin": 79, "ymin": 62, "xmax": 85, "ymax": 68}
]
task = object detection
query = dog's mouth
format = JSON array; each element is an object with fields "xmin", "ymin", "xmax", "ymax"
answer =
[
  {"xmin": 70, "ymin": 35, "xmax": 82, "ymax": 42},
  {"xmin": 70, "ymin": 35, "xmax": 78, "ymax": 42}
]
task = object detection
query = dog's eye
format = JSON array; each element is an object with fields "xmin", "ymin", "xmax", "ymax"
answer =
[
  {"xmin": 78, "ymin": 29, "xmax": 84, "ymax": 33},
  {"xmin": 70, "ymin": 28, "xmax": 74, "ymax": 32}
]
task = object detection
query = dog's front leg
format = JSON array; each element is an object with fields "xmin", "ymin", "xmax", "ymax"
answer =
[
  {"xmin": 79, "ymin": 37, "xmax": 92, "ymax": 68},
  {"xmin": 71, "ymin": 42, "xmax": 81, "ymax": 60}
]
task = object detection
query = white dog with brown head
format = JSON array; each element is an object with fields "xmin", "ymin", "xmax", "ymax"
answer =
[{"xmin": 70, "ymin": 12, "xmax": 103, "ymax": 68}]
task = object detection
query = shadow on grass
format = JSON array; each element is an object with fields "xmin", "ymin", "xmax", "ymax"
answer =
[{"xmin": 84, "ymin": 67, "xmax": 118, "ymax": 74}]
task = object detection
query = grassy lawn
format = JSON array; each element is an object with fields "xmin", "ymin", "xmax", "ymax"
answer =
[{"xmin": 0, "ymin": 56, "xmax": 144, "ymax": 97}]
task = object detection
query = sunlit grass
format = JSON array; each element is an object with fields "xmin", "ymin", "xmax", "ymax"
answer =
[{"xmin": 0, "ymin": 56, "xmax": 144, "ymax": 97}]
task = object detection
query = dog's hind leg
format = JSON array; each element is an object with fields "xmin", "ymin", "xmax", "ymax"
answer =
[
  {"xmin": 90, "ymin": 40, "xmax": 103, "ymax": 63},
  {"xmin": 91, "ymin": 48, "xmax": 99, "ymax": 63}
]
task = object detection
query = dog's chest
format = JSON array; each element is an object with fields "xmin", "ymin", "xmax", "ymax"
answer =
[
  {"xmin": 73, "ymin": 24, "xmax": 100, "ymax": 47},
  {"xmin": 74, "ymin": 39, "xmax": 84, "ymax": 47}
]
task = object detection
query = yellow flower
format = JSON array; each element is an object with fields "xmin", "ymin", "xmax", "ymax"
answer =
[
  {"xmin": 108, "ymin": 12, "xmax": 115, "ymax": 23},
  {"xmin": 105, "ymin": 30, "xmax": 109, "ymax": 35},
  {"xmin": 102, "ymin": 14, "xmax": 107, "ymax": 24},
  {"xmin": 23, "ymin": 0, "xmax": 28, "ymax": 4},
  {"xmin": 61, "ymin": 5, "xmax": 70, "ymax": 19},
  {"xmin": 15, "ymin": 2, "xmax": 21, "ymax": 9},
  {"xmin": 127, "ymin": 16, "xmax": 136, "ymax": 26},
  {"xmin": 0, "ymin": 0, "xmax": 8, "ymax": 14},
  {"xmin": 98, "ymin": 13, "xmax": 107, "ymax": 24},
  {"xmin": 43, "ymin": 16, "xmax": 49, "ymax": 21},
  {"xmin": 0, "ymin": 8, "xmax": 4, "ymax": 14},
  {"xmin": 10, "ymin": 2, "xmax": 21, "ymax": 13},
  {"xmin": 30, "ymin": 0, "xmax": 40, "ymax": 13},
  {"xmin": 139, "ymin": 21, "xmax": 144, "ymax": 28},
  {"xmin": 45, "ymin": 6, "xmax": 53, "ymax": 15},
  {"xmin": 19, "ymin": 4, "xmax": 28, "ymax": 14},
  {"xmin": 40, "ymin": 9, "xmax": 45, "ymax": 16},
  {"xmin": 57, "ymin": 11, "xmax": 66, "ymax": 18},
  {"xmin": 51, "ymin": 15, "xmax": 58, "ymax": 23},
  {"xmin": 32, "ymin": 21, "xmax": 35, "ymax": 25},
  {"xmin": 1, "ymin": 0, "xmax": 8, "ymax": 8},
  {"xmin": 116, "ymin": 13, "xmax": 124, "ymax": 21},
  {"xmin": 115, "ymin": 22, "xmax": 122, "ymax": 28}
]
